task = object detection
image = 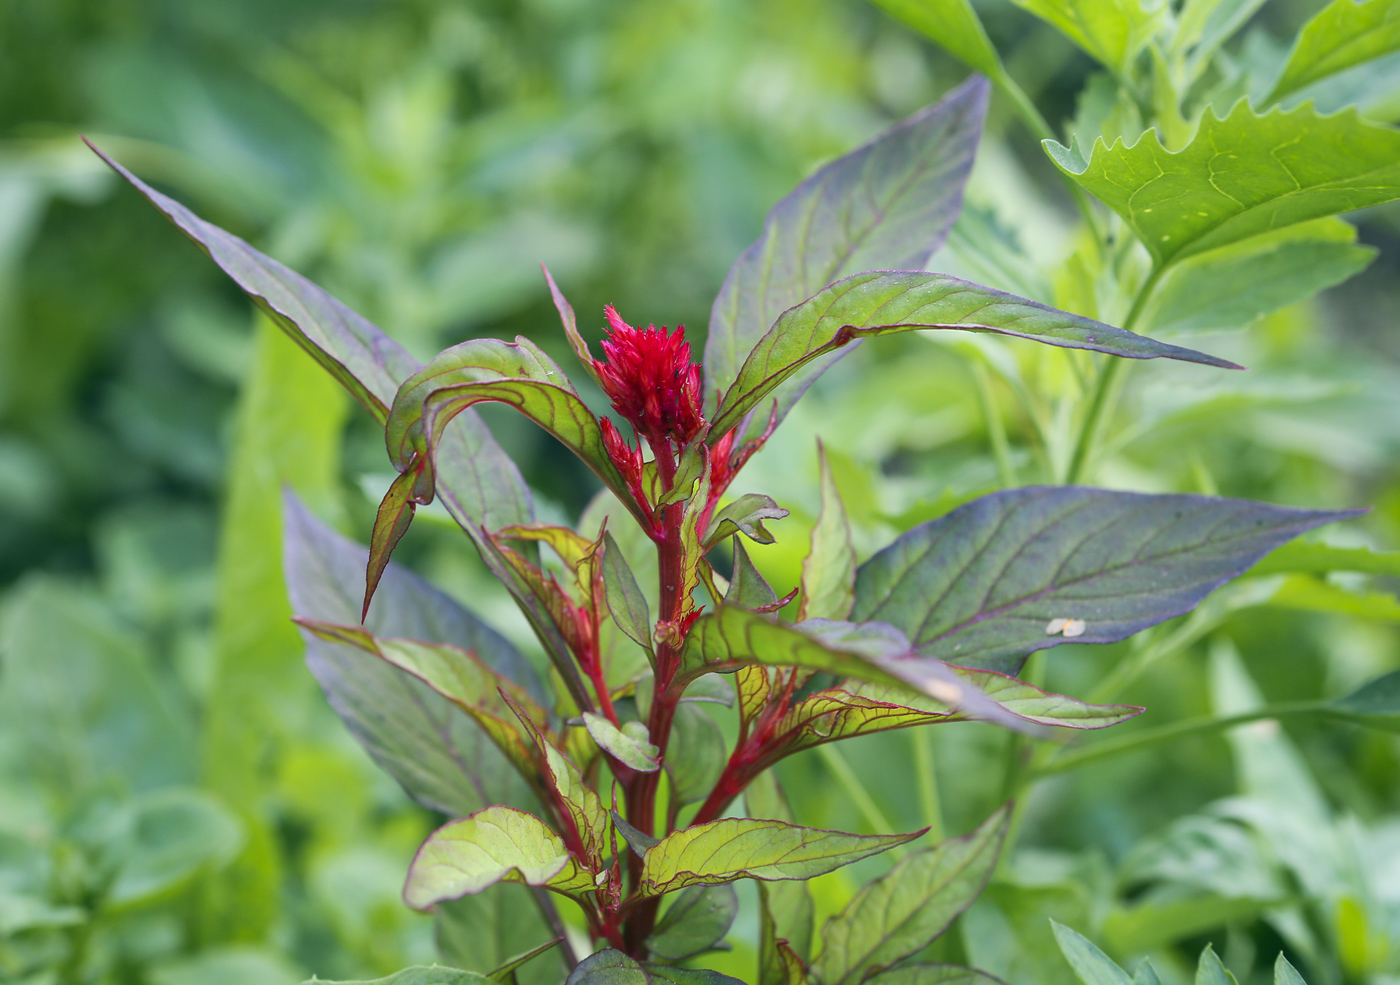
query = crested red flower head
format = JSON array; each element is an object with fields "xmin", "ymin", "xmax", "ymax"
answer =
[{"xmin": 593, "ymin": 305, "xmax": 705, "ymax": 445}]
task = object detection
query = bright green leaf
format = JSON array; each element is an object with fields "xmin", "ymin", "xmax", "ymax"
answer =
[
  {"xmin": 704, "ymin": 494, "xmax": 789, "ymax": 549},
  {"xmin": 801, "ymin": 444, "xmax": 857, "ymax": 621},
  {"xmin": 1270, "ymin": 0, "xmax": 1400, "ymax": 101},
  {"xmin": 1009, "ymin": 0, "xmax": 1163, "ymax": 72},
  {"xmin": 748, "ymin": 773, "xmax": 816, "ymax": 970},
  {"xmin": 1052, "ymin": 921, "xmax": 1132, "ymax": 985},
  {"xmin": 638, "ymin": 817, "xmax": 921, "ymax": 896},
  {"xmin": 303, "ymin": 968, "xmax": 491, "ymax": 985},
  {"xmin": 647, "ymin": 884, "xmax": 740, "ymax": 961},
  {"xmin": 108, "ymin": 789, "xmax": 244, "ymax": 908},
  {"xmin": 867, "ymin": 0, "xmax": 1003, "ymax": 76},
  {"xmin": 1267, "ymin": 573, "xmax": 1400, "ymax": 621},
  {"xmin": 583, "ymin": 712, "xmax": 660, "ymax": 771},
  {"xmin": 1252, "ymin": 539, "xmax": 1400, "ymax": 577},
  {"xmin": 726, "ymin": 540, "xmax": 782, "ymax": 611}
]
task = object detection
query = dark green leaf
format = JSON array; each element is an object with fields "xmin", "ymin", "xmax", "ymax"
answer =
[
  {"xmin": 866, "ymin": 0, "xmax": 1003, "ymax": 76},
  {"xmin": 1327, "ymin": 669, "xmax": 1400, "ymax": 729},
  {"xmin": 704, "ymin": 78, "xmax": 988, "ymax": 435},
  {"xmin": 487, "ymin": 938, "xmax": 563, "ymax": 984},
  {"xmin": 760, "ymin": 934, "xmax": 811, "ymax": 985},
  {"xmin": 815, "ymin": 806, "xmax": 1009, "ymax": 984},
  {"xmin": 1046, "ymin": 102, "xmax": 1400, "ymax": 269},
  {"xmin": 852, "ymin": 486, "xmax": 1358, "ymax": 674},
  {"xmin": 1269, "ymin": 0, "xmax": 1400, "ymax": 101},
  {"xmin": 1052, "ymin": 921, "xmax": 1132, "ymax": 985},
  {"xmin": 709, "ymin": 272, "xmax": 1239, "ymax": 440},
  {"xmin": 665, "ymin": 702, "xmax": 727, "ymax": 806},
  {"xmin": 603, "ymin": 532, "xmax": 654, "ymax": 659},
  {"xmin": 365, "ymin": 467, "xmax": 424, "ymax": 621},
  {"xmin": 801, "ymin": 443, "xmax": 857, "ymax": 621},
  {"xmin": 726, "ymin": 540, "xmax": 781, "ymax": 610},
  {"xmin": 638, "ymin": 817, "xmax": 921, "ymax": 896},
  {"xmin": 646, "ymin": 884, "xmax": 739, "ymax": 961},
  {"xmin": 612, "ymin": 810, "xmax": 661, "ymax": 856},
  {"xmin": 863, "ymin": 966, "xmax": 1009, "ymax": 985},
  {"xmin": 435, "ymin": 888, "xmax": 559, "ymax": 985},
  {"xmin": 565, "ymin": 951, "xmax": 745, "ymax": 985},
  {"xmin": 705, "ymin": 494, "xmax": 789, "ymax": 549}
]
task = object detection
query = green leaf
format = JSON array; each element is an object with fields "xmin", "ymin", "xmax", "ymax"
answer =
[
  {"xmin": 364, "ymin": 467, "xmax": 424, "ymax": 621},
  {"xmin": 863, "ymin": 967, "xmax": 1010, "ymax": 985},
  {"xmin": 760, "ymin": 933, "xmax": 812, "ymax": 985},
  {"xmin": 638, "ymin": 817, "xmax": 921, "ymax": 896},
  {"xmin": 1267, "ymin": 573, "xmax": 1400, "ymax": 621},
  {"xmin": 436, "ymin": 888, "xmax": 560, "ymax": 985},
  {"xmin": 1102, "ymin": 894, "xmax": 1277, "ymax": 955},
  {"xmin": 748, "ymin": 773, "xmax": 816, "ymax": 970},
  {"xmin": 867, "ymin": 0, "xmax": 1004, "ymax": 76},
  {"xmin": 1196, "ymin": 946, "xmax": 1238, "ymax": 985},
  {"xmin": 727, "ymin": 540, "xmax": 781, "ymax": 610},
  {"xmin": 1141, "ymin": 219, "xmax": 1377, "ymax": 336},
  {"xmin": 303, "ymin": 967, "xmax": 491, "ymax": 985},
  {"xmin": 801, "ymin": 443, "xmax": 857, "ymax": 621},
  {"xmin": 613, "ymin": 810, "xmax": 662, "ymax": 856},
  {"xmin": 852, "ymin": 486, "xmax": 1358, "ymax": 674},
  {"xmin": 565, "ymin": 951, "xmax": 746, "ymax": 985},
  {"xmin": 583, "ymin": 712, "xmax": 661, "ymax": 771},
  {"xmin": 508, "ymin": 701, "xmax": 609, "ymax": 861},
  {"xmin": 1046, "ymin": 102, "xmax": 1400, "ymax": 269},
  {"xmin": 703, "ymin": 77, "xmax": 988, "ymax": 435},
  {"xmin": 646, "ymin": 884, "xmax": 740, "ymax": 961},
  {"xmin": 705, "ymin": 494, "xmax": 790, "ymax": 549},
  {"xmin": 664, "ymin": 701, "xmax": 728, "ymax": 806},
  {"xmin": 1252, "ymin": 539, "xmax": 1400, "ymax": 577},
  {"xmin": 815, "ymin": 806, "xmax": 1010, "ymax": 984},
  {"xmin": 487, "ymin": 938, "xmax": 564, "ymax": 984},
  {"xmin": 1008, "ymin": 0, "xmax": 1163, "ymax": 72},
  {"xmin": 285, "ymin": 497, "xmax": 541, "ymax": 818},
  {"xmin": 404, "ymin": 806, "xmax": 597, "ymax": 910},
  {"xmin": 107, "ymin": 789, "xmax": 244, "ymax": 908},
  {"xmin": 1274, "ymin": 955, "xmax": 1308, "ymax": 985},
  {"xmin": 709, "ymin": 271, "xmax": 1238, "ymax": 440},
  {"xmin": 1052, "ymin": 921, "xmax": 1132, "ymax": 985},
  {"xmin": 602, "ymin": 532, "xmax": 654, "ymax": 659},
  {"xmin": 1328, "ymin": 669, "xmax": 1400, "ymax": 729},
  {"xmin": 1270, "ymin": 0, "xmax": 1400, "ymax": 101}
]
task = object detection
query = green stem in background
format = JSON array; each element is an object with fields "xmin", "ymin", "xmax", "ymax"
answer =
[
  {"xmin": 816, "ymin": 744, "xmax": 907, "ymax": 856},
  {"xmin": 1035, "ymin": 701, "xmax": 1326, "ymax": 776},
  {"xmin": 972, "ymin": 359, "xmax": 1017, "ymax": 488},
  {"xmin": 910, "ymin": 727, "xmax": 945, "ymax": 843}
]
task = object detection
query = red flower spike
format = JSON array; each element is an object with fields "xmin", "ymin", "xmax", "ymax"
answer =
[{"xmin": 594, "ymin": 305, "xmax": 705, "ymax": 447}]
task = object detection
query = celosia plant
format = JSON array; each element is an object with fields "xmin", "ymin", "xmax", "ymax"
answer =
[{"xmin": 90, "ymin": 73, "xmax": 1361, "ymax": 985}]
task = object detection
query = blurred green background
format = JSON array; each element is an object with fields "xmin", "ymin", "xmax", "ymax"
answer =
[{"xmin": 3, "ymin": 1, "xmax": 1400, "ymax": 983}]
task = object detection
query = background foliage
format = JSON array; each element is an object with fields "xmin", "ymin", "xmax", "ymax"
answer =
[{"xmin": 2, "ymin": 1, "xmax": 1399, "ymax": 984}]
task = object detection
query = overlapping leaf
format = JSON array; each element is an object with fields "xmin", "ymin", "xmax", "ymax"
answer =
[
  {"xmin": 404, "ymin": 806, "xmax": 596, "ymax": 910},
  {"xmin": 638, "ymin": 817, "xmax": 921, "ymax": 896},
  {"xmin": 867, "ymin": 0, "xmax": 1002, "ymax": 76},
  {"xmin": 708, "ymin": 272, "xmax": 1239, "ymax": 440},
  {"xmin": 704, "ymin": 77, "xmax": 987, "ymax": 433},
  {"xmin": 1009, "ymin": 0, "xmax": 1162, "ymax": 73},
  {"xmin": 800, "ymin": 444, "xmax": 857, "ymax": 621},
  {"xmin": 646, "ymin": 884, "xmax": 740, "ymax": 961},
  {"xmin": 1269, "ymin": 0, "xmax": 1400, "ymax": 101},
  {"xmin": 704, "ymin": 494, "xmax": 789, "ymax": 549},
  {"xmin": 853, "ymin": 486, "xmax": 1358, "ymax": 674},
  {"xmin": 565, "ymin": 950, "xmax": 745, "ymax": 985},
  {"xmin": 1046, "ymin": 101, "xmax": 1400, "ymax": 269}
]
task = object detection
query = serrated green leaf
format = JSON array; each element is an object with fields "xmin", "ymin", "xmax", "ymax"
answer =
[
  {"xmin": 302, "ymin": 967, "xmax": 492, "ymax": 985},
  {"xmin": 583, "ymin": 712, "xmax": 661, "ymax": 771},
  {"xmin": 852, "ymin": 486, "xmax": 1357, "ymax": 674},
  {"xmin": 705, "ymin": 494, "xmax": 790, "ymax": 549},
  {"xmin": 863, "ymin": 966, "xmax": 1009, "ymax": 985},
  {"xmin": 1274, "ymin": 955, "xmax": 1308, "ymax": 985},
  {"xmin": 647, "ymin": 884, "xmax": 740, "ymax": 961},
  {"xmin": 1046, "ymin": 102, "xmax": 1400, "ymax": 269},
  {"xmin": 1052, "ymin": 921, "xmax": 1132, "ymax": 985},
  {"xmin": 638, "ymin": 817, "xmax": 921, "ymax": 896},
  {"xmin": 867, "ymin": 0, "xmax": 1003, "ymax": 76},
  {"xmin": 603, "ymin": 532, "xmax": 654, "ymax": 659},
  {"xmin": 1252, "ymin": 540, "xmax": 1400, "ymax": 576},
  {"xmin": 1142, "ymin": 219, "xmax": 1377, "ymax": 336},
  {"xmin": 1009, "ymin": 0, "xmax": 1163, "ymax": 72},
  {"xmin": 704, "ymin": 78, "xmax": 988, "ymax": 437},
  {"xmin": 815, "ymin": 806, "xmax": 1009, "ymax": 984},
  {"xmin": 709, "ymin": 271, "xmax": 1238, "ymax": 440},
  {"xmin": 1270, "ymin": 0, "xmax": 1400, "ymax": 101},
  {"xmin": 1196, "ymin": 946, "xmax": 1238, "ymax": 985},
  {"xmin": 801, "ymin": 444, "xmax": 857, "ymax": 621},
  {"xmin": 404, "ymin": 806, "xmax": 596, "ymax": 910}
]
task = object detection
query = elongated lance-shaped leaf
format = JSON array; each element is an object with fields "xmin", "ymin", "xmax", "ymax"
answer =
[
  {"xmin": 867, "ymin": 0, "xmax": 1003, "ymax": 77},
  {"xmin": 801, "ymin": 443, "xmax": 857, "ymax": 621},
  {"xmin": 1274, "ymin": 955, "xmax": 1308, "ymax": 985},
  {"xmin": 761, "ymin": 934, "xmax": 811, "ymax": 985},
  {"xmin": 637, "ymin": 817, "xmax": 922, "ymax": 896},
  {"xmin": 365, "ymin": 467, "xmax": 424, "ymax": 621},
  {"xmin": 1052, "ymin": 921, "xmax": 1133, "ymax": 985},
  {"xmin": 815, "ymin": 806, "xmax": 1009, "ymax": 984},
  {"xmin": 1009, "ymin": 0, "xmax": 1163, "ymax": 73},
  {"xmin": 709, "ymin": 272, "xmax": 1239, "ymax": 440},
  {"xmin": 1046, "ymin": 102, "xmax": 1400, "ymax": 270},
  {"xmin": 504, "ymin": 697, "xmax": 609, "ymax": 863},
  {"xmin": 704, "ymin": 77, "xmax": 988, "ymax": 434},
  {"xmin": 748, "ymin": 773, "xmax": 816, "ymax": 972},
  {"xmin": 853, "ymin": 486, "xmax": 1361, "ymax": 675},
  {"xmin": 602, "ymin": 532, "xmax": 653, "ymax": 659},
  {"xmin": 284, "ymin": 495, "xmax": 543, "ymax": 818},
  {"xmin": 90, "ymin": 143, "xmax": 534, "ymax": 536},
  {"xmin": 405, "ymin": 806, "xmax": 597, "ymax": 910},
  {"xmin": 1269, "ymin": 0, "xmax": 1400, "ymax": 102},
  {"xmin": 294, "ymin": 619, "xmax": 546, "ymax": 786},
  {"xmin": 487, "ymin": 938, "xmax": 566, "ymax": 984}
]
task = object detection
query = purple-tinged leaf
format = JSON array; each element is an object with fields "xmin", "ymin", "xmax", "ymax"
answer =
[
  {"xmin": 704, "ymin": 78, "xmax": 988, "ymax": 436},
  {"xmin": 364, "ymin": 467, "xmax": 422, "ymax": 621},
  {"xmin": 709, "ymin": 272, "xmax": 1241, "ymax": 441},
  {"xmin": 853, "ymin": 486, "xmax": 1362, "ymax": 674},
  {"xmin": 283, "ymin": 493, "xmax": 542, "ymax": 817}
]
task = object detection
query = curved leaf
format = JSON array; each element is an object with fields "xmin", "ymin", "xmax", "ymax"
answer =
[
  {"xmin": 1009, "ymin": 0, "xmax": 1162, "ymax": 73},
  {"xmin": 638, "ymin": 817, "xmax": 921, "ymax": 896},
  {"xmin": 815, "ymin": 806, "xmax": 1009, "ymax": 984},
  {"xmin": 1269, "ymin": 0, "xmax": 1400, "ymax": 101},
  {"xmin": 704, "ymin": 78, "xmax": 988, "ymax": 431},
  {"xmin": 705, "ymin": 494, "xmax": 790, "ymax": 549},
  {"xmin": 709, "ymin": 272, "xmax": 1239, "ymax": 439},
  {"xmin": 583, "ymin": 712, "xmax": 660, "ymax": 771},
  {"xmin": 853, "ymin": 486, "xmax": 1360, "ymax": 674},
  {"xmin": 404, "ymin": 806, "xmax": 596, "ymax": 910},
  {"xmin": 1046, "ymin": 101, "xmax": 1400, "ymax": 269},
  {"xmin": 646, "ymin": 884, "xmax": 740, "ymax": 961}
]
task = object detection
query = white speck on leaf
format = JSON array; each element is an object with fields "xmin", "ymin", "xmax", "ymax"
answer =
[
  {"xmin": 1062, "ymin": 619, "xmax": 1086, "ymax": 638},
  {"xmin": 1045, "ymin": 618, "xmax": 1068, "ymax": 635}
]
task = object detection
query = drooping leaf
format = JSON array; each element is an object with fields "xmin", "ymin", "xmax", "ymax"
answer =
[
  {"xmin": 815, "ymin": 806, "xmax": 1010, "ymax": 984},
  {"xmin": 602, "ymin": 532, "xmax": 654, "ymax": 659},
  {"xmin": 301, "ymin": 967, "xmax": 492, "ymax": 985},
  {"xmin": 638, "ymin": 817, "xmax": 922, "ymax": 896},
  {"xmin": 404, "ymin": 806, "xmax": 596, "ymax": 910},
  {"xmin": 866, "ymin": 0, "xmax": 1004, "ymax": 76},
  {"xmin": 704, "ymin": 77, "xmax": 988, "ymax": 433},
  {"xmin": 284, "ymin": 495, "xmax": 541, "ymax": 818},
  {"xmin": 801, "ymin": 443, "xmax": 857, "ymax": 621},
  {"xmin": 704, "ymin": 494, "xmax": 790, "ymax": 549},
  {"xmin": 1141, "ymin": 219, "xmax": 1377, "ymax": 336},
  {"xmin": 646, "ymin": 884, "xmax": 740, "ymax": 961},
  {"xmin": 1052, "ymin": 921, "xmax": 1133, "ymax": 985},
  {"xmin": 613, "ymin": 810, "xmax": 661, "ymax": 856},
  {"xmin": 365, "ymin": 468, "xmax": 425, "ymax": 620},
  {"xmin": 852, "ymin": 486, "xmax": 1358, "ymax": 674},
  {"xmin": 863, "ymin": 966, "xmax": 1009, "ymax": 985},
  {"xmin": 565, "ymin": 950, "xmax": 746, "ymax": 985},
  {"xmin": 1269, "ymin": 0, "xmax": 1400, "ymax": 101},
  {"xmin": 583, "ymin": 712, "xmax": 661, "ymax": 771},
  {"xmin": 1009, "ymin": 0, "xmax": 1163, "ymax": 72},
  {"xmin": 708, "ymin": 272, "xmax": 1239, "ymax": 440},
  {"xmin": 748, "ymin": 773, "xmax": 816, "ymax": 968},
  {"xmin": 436, "ymin": 888, "xmax": 564, "ymax": 985},
  {"xmin": 1046, "ymin": 102, "xmax": 1400, "ymax": 269}
]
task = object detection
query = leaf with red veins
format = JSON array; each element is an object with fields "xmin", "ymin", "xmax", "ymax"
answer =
[
  {"xmin": 363, "ymin": 462, "xmax": 427, "ymax": 621},
  {"xmin": 490, "ymin": 533, "xmax": 597, "ymax": 667},
  {"xmin": 593, "ymin": 305, "xmax": 707, "ymax": 447}
]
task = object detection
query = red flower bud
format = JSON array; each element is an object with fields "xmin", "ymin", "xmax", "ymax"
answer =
[{"xmin": 593, "ymin": 306, "xmax": 705, "ymax": 446}]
